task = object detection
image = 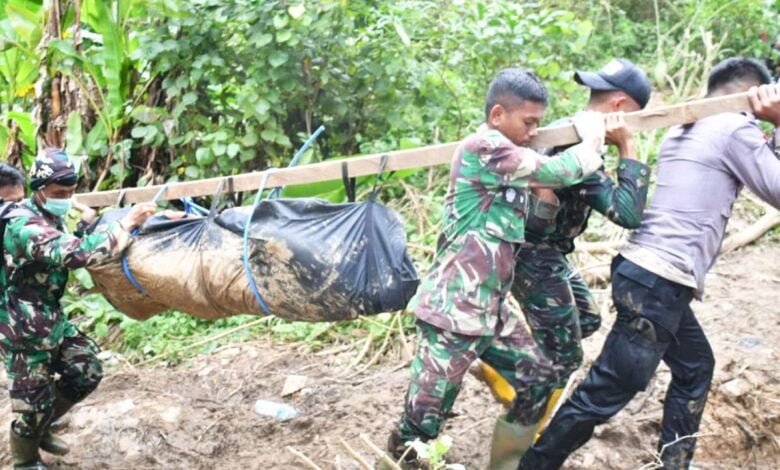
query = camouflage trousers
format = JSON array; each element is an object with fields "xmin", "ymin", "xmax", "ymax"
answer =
[
  {"xmin": 3, "ymin": 322, "xmax": 103, "ymax": 437},
  {"xmin": 512, "ymin": 244, "xmax": 601, "ymax": 390},
  {"xmin": 395, "ymin": 318, "xmax": 557, "ymax": 444}
]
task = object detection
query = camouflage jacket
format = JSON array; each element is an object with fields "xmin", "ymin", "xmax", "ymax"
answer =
[
  {"xmin": 0, "ymin": 199, "xmax": 131, "ymax": 351},
  {"xmin": 524, "ymin": 158, "xmax": 650, "ymax": 254},
  {"xmin": 411, "ymin": 128, "xmax": 597, "ymax": 336},
  {"xmin": 524, "ymin": 118, "xmax": 651, "ymax": 254}
]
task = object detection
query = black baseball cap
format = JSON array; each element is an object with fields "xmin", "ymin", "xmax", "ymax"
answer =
[{"xmin": 574, "ymin": 58, "xmax": 651, "ymax": 109}]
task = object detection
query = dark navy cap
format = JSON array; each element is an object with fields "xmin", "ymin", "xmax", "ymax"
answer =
[
  {"xmin": 575, "ymin": 58, "xmax": 651, "ymax": 109},
  {"xmin": 29, "ymin": 148, "xmax": 78, "ymax": 191}
]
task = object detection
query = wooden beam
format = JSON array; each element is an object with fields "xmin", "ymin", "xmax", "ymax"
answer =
[{"xmin": 74, "ymin": 92, "xmax": 752, "ymax": 207}]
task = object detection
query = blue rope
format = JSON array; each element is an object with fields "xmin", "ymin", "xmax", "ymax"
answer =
[
  {"xmin": 121, "ymin": 228, "xmax": 147, "ymax": 294},
  {"xmin": 243, "ymin": 127, "xmax": 326, "ymax": 313},
  {"xmin": 243, "ymin": 171, "xmax": 273, "ymax": 315},
  {"xmin": 268, "ymin": 125, "xmax": 325, "ymax": 199},
  {"xmin": 121, "ymin": 185, "xmax": 169, "ymax": 295},
  {"xmin": 181, "ymin": 197, "xmax": 208, "ymax": 216}
]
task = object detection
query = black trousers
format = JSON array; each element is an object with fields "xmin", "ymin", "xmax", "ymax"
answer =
[{"xmin": 519, "ymin": 256, "xmax": 715, "ymax": 470}]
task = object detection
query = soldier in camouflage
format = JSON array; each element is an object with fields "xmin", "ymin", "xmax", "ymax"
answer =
[
  {"xmin": 0, "ymin": 164, "xmax": 25, "ymax": 203},
  {"xmin": 386, "ymin": 68, "xmax": 607, "ymax": 469},
  {"xmin": 475, "ymin": 60, "xmax": 653, "ymax": 444},
  {"xmin": 0, "ymin": 149, "xmax": 156, "ymax": 470}
]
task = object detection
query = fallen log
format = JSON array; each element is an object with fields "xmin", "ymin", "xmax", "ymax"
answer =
[
  {"xmin": 74, "ymin": 92, "xmax": 752, "ymax": 207},
  {"xmin": 722, "ymin": 207, "xmax": 780, "ymax": 253}
]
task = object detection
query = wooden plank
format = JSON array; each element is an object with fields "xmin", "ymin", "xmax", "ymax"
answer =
[{"xmin": 74, "ymin": 92, "xmax": 752, "ymax": 207}]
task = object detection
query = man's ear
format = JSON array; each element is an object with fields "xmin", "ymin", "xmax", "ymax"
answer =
[
  {"xmin": 612, "ymin": 95, "xmax": 628, "ymax": 112},
  {"xmin": 488, "ymin": 104, "xmax": 505, "ymax": 127}
]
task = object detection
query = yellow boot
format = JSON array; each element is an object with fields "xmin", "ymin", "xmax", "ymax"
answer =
[
  {"xmin": 535, "ymin": 388, "xmax": 564, "ymax": 441},
  {"xmin": 470, "ymin": 360, "xmax": 515, "ymax": 408},
  {"xmin": 487, "ymin": 414, "xmax": 535, "ymax": 470}
]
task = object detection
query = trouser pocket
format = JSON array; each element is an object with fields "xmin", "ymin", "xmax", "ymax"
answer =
[{"xmin": 600, "ymin": 322, "xmax": 668, "ymax": 392}]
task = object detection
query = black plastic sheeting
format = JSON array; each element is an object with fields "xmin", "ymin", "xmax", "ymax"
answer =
[
  {"xmin": 87, "ymin": 198, "xmax": 419, "ymax": 322},
  {"xmin": 218, "ymin": 198, "xmax": 420, "ymax": 316}
]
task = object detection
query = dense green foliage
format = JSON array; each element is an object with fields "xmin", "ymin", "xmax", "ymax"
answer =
[{"xmin": 0, "ymin": 0, "xmax": 778, "ymax": 359}]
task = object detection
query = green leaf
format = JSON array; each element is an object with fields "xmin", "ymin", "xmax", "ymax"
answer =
[
  {"xmin": 181, "ymin": 92, "xmax": 197, "ymax": 106},
  {"xmin": 239, "ymin": 149, "xmax": 256, "ymax": 163},
  {"xmin": 48, "ymin": 39, "xmax": 83, "ymax": 64},
  {"xmin": 184, "ymin": 166, "xmax": 200, "ymax": 179},
  {"xmin": 72, "ymin": 268, "xmax": 95, "ymax": 289},
  {"xmin": 66, "ymin": 112, "xmax": 84, "ymax": 155},
  {"xmin": 281, "ymin": 179, "xmax": 342, "ymax": 198},
  {"xmin": 195, "ymin": 147, "xmax": 213, "ymax": 165},
  {"xmin": 5, "ymin": 0, "xmax": 42, "ymax": 43},
  {"xmin": 242, "ymin": 131, "xmax": 259, "ymax": 147},
  {"xmin": 227, "ymin": 143, "xmax": 240, "ymax": 158},
  {"xmin": 276, "ymin": 30, "xmax": 292, "ymax": 43},
  {"xmin": 252, "ymin": 33, "xmax": 273, "ymax": 47},
  {"xmin": 260, "ymin": 128, "xmax": 276, "ymax": 142},
  {"xmin": 394, "ymin": 21, "xmax": 411, "ymax": 46},
  {"xmin": 268, "ymin": 50, "xmax": 288, "ymax": 68},
  {"xmin": 254, "ymin": 99, "xmax": 270, "ymax": 118},
  {"xmin": 85, "ymin": 120, "xmax": 108, "ymax": 154},
  {"xmin": 142, "ymin": 126, "xmax": 158, "ymax": 145},
  {"xmin": 288, "ymin": 4, "xmax": 305, "ymax": 19},
  {"xmin": 130, "ymin": 125, "xmax": 148, "ymax": 138},
  {"xmin": 212, "ymin": 142, "xmax": 226, "ymax": 156},
  {"xmin": 273, "ymin": 14, "xmax": 289, "ymax": 29},
  {"xmin": 87, "ymin": 0, "xmax": 126, "ymax": 120},
  {"xmin": 94, "ymin": 322, "xmax": 109, "ymax": 339},
  {"xmin": 275, "ymin": 133, "xmax": 291, "ymax": 147},
  {"xmin": 6, "ymin": 111, "xmax": 34, "ymax": 150}
]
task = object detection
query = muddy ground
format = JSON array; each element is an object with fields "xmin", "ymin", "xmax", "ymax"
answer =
[{"xmin": 1, "ymin": 244, "xmax": 780, "ymax": 469}]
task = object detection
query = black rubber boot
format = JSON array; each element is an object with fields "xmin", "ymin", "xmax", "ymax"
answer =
[
  {"xmin": 10, "ymin": 424, "xmax": 48, "ymax": 470},
  {"xmin": 386, "ymin": 428, "xmax": 418, "ymax": 464},
  {"xmin": 39, "ymin": 391, "xmax": 76, "ymax": 456}
]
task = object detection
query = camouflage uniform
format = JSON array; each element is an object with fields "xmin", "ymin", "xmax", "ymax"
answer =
[
  {"xmin": 0, "ymin": 199, "xmax": 130, "ymax": 437},
  {"xmin": 512, "ymin": 155, "xmax": 650, "ymax": 391},
  {"xmin": 392, "ymin": 127, "xmax": 599, "ymax": 449}
]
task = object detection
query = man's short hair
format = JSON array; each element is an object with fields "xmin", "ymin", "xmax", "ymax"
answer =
[
  {"xmin": 707, "ymin": 58, "xmax": 772, "ymax": 94},
  {"xmin": 0, "ymin": 163, "xmax": 25, "ymax": 189},
  {"xmin": 485, "ymin": 68, "xmax": 548, "ymax": 119}
]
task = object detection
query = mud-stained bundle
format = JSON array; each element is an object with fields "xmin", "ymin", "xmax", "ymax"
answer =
[{"xmin": 86, "ymin": 198, "xmax": 419, "ymax": 322}]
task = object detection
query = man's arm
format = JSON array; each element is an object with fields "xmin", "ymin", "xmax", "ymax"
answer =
[
  {"xmin": 9, "ymin": 216, "xmax": 132, "ymax": 270},
  {"xmin": 500, "ymin": 111, "xmax": 606, "ymax": 189},
  {"xmin": 724, "ymin": 122, "xmax": 780, "ymax": 207},
  {"xmin": 726, "ymin": 84, "xmax": 780, "ymax": 207},
  {"xmin": 6, "ymin": 202, "xmax": 157, "ymax": 270},
  {"xmin": 578, "ymin": 162, "xmax": 650, "ymax": 229}
]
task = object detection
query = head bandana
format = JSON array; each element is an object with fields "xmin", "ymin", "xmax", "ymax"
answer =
[{"xmin": 29, "ymin": 148, "xmax": 78, "ymax": 191}]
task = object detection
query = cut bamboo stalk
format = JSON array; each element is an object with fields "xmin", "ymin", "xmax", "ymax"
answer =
[
  {"xmin": 721, "ymin": 207, "xmax": 780, "ymax": 253},
  {"xmin": 74, "ymin": 92, "xmax": 752, "ymax": 207},
  {"xmin": 338, "ymin": 437, "xmax": 373, "ymax": 470},
  {"xmin": 287, "ymin": 447, "xmax": 323, "ymax": 470}
]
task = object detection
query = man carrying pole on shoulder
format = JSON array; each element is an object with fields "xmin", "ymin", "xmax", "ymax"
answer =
[
  {"xmin": 520, "ymin": 57, "xmax": 780, "ymax": 470},
  {"xmin": 475, "ymin": 59, "xmax": 653, "ymax": 448}
]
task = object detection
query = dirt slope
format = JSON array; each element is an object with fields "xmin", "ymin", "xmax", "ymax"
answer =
[{"xmin": 1, "ymin": 245, "xmax": 779, "ymax": 469}]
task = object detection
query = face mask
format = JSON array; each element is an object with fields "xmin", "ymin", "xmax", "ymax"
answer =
[{"xmin": 43, "ymin": 197, "xmax": 72, "ymax": 217}]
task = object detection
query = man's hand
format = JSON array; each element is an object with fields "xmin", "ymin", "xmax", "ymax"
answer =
[
  {"xmin": 162, "ymin": 210, "xmax": 188, "ymax": 220},
  {"xmin": 749, "ymin": 84, "xmax": 780, "ymax": 127},
  {"xmin": 72, "ymin": 199, "xmax": 98, "ymax": 224},
  {"xmin": 532, "ymin": 188, "xmax": 558, "ymax": 204},
  {"xmin": 572, "ymin": 111, "xmax": 606, "ymax": 152},
  {"xmin": 605, "ymin": 112, "xmax": 636, "ymax": 159},
  {"xmin": 120, "ymin": 202, "xmax": 157, "ymax": 231}
]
